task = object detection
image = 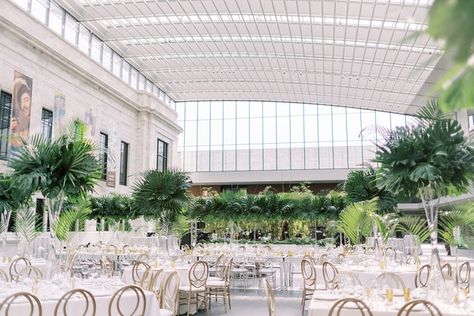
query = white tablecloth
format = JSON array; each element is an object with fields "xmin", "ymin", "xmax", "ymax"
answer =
[
  {"xmin": 0, "ymin": 259, "xmax": 48, "ymax": 279},
  {"xmin": 308, "ymin": 290, "xmax": 474, "ymax": 316},
  {"xmin": 0, "ymin": 279, "xmax": 160, "ymax": 316}
]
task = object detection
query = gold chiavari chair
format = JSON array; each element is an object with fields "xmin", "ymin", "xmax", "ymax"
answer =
[
  {"xmin": 301, "ymin": 259, "xmax": 317, "ymax": 316},
  {"xmin": 441, "ymin": 262, "xmax": 452, "ymax": 279},
  {"xmin": 131, "ymin": 261, "xmax": 151, "ymax": 287},
  {"xmin": 0, "ymin": 292, "xmax": 42, "ymax": 316},
  {"xmin": 122, "ymin": 245, "xmax": 130, "ymax": 253},
  {"xmin": 54, "ymin": 288, "xmax": 96, "ymax": 316},
  {"xmin": 336, "ymin": 253, "xmax": 346, "ymax": 264},
  {"xmin": 179, "ymin": 260, "xmax": 209, "ymax": 316},
  {"xmin": 329, "ymin": 298, "xmax": 373, "ymax": 316},
  {"xmin": 160, "ymin": 271, "xmax": 179, "ymax": 316},
  {"xmin": 397, "ymin": 299, "xmax": 442, "ymax": 316},
  {"xmin": 263, "ymin": 245, "xmax": 272, "ymax": 252},
  {"xmin": 108, "ymin": 285, "xmax": 146, "ymax": 316},
  {"xmin": 145, "ymin": 268, "xmax": 164, "ymax": 305},
  {"xmin": 208, "ymin": 258, "xmax": 233, "ymax": 312},
  {"xmin": 0, "ymin": 268, "xmax": 9, "ymax": 282},
  {"xmin": 364, "ymin": 246, "xmax": 375, "ymax": 255},
  {"xmin": 263, "ymin": 278, "xmax": 276, "ymax": 316},
  {"xmin": 375, "ymin": 272, "xmax": 406, "ymax": 289},
  {"xmin": 9, "ymin": 257, "xmax": 32, "ymax": 283},
  {"xmin": 458, "ymin": 261, "xmax": 471, "ymax": 290},
  {"xmin": 344, "ymin": 244, "xmax": 354, "ymax": 254},
  {"xmin": 323, "ymin": 261, "xmax": 339, "ymax": 290},
  {"xmin": 415, "ymin": 264, "xmax": 431, "ymax": 288}
]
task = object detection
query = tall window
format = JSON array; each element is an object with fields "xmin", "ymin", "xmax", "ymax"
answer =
[
  {"xmin": 99, "ymin": 132, "xmax": 108, "ymax": 180},
  {"xmin": 41, "ymin": 108, "xmax": 53, "ymax": 139},
  {"xmin": 0, "ymin": 92, "xmax": 12, "ymax": 160},
  {"xmin": 157, "ymin": 139, "xmax": 168, "ymax": 171},
  {"xmin": 119, "ymin": 141, "xmax": 129, "ymax": 185}
]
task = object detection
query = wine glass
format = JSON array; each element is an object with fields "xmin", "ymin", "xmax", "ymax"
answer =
[{"xmin": 81, "ymin": 265, "xmax": 89, "ymax": 279}]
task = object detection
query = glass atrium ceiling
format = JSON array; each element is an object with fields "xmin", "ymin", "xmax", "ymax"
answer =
[{"xmin": 55, "ymin": 0, "xmax": 445, "ymax": 114}]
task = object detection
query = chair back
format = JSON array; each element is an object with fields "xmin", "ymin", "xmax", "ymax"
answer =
[
  {"xmin": 108, "ymin": 285, "xmax": 146, "ymax": 316},
  {"xmin": 301, "ymin": 259, "xmax": 317, "ymax": 290},
  {"xmin": 302, "ymin": 254, "xmax": 316, "ymax": 266},
  {"xmin": 223, "ymin": 258, "xmax": 233, "ymax": 285},
  {"xmin": 161, "ymin": 271, "xmax": 179, "ymax": 314},
  {"xmin": 322, "ymin": 261, "xmax": 339, "ymax": 290},
  {"xmin": 189, "ymin": 261, "xmax": 208, "ymax": 289},
  {"xmin": 131, "ymin": 261, "xmax": 151, "ymax": 286},
  {"xmin": 328, "ymin": 298, "xmax": 373, "ymax": 316},
  {"xmin": 458, "ymin": 261, "xmax": 471, "ymax": 290},
  {"xmin": 9, "ymin": 257, "xmax": 31, "ymax": 282},
  {"xmin": 54, "ymin": 288, "xmax": 96, "ymax": 316},
  {"xmin": 415, "ymin": 264, "xmax": 431, "ymax": 288},
  {"xmin": 263, "ymin": 278, "xmax": 275, "ymax": 316},
  {"xmin": 375, "ymin": 272, "xmax": 406, "ymax": 289},
  {"xmin": 145, "ymin": 268, "xmax": 164, "ymax": 293},
  {"xmin": 397, "ymin": 299, "xmax": 442, "ymax": 316},
  {"xmin": 214, "ymin": 254, "xmax": 226, "ymax": 279},
  {"xmin": 0, "ymin": 292, "xmax": 42, "ymax": 316}
]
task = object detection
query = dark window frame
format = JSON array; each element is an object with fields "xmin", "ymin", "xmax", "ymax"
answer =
[
  {"xmin": 0, "ymin": 91, "xmax": 12, "ymax": 160},
  {"xmin": 99, "ymin": 132, "xmax": 108, "ymax": 180},
  {"xmin": 156, "ymin": 138, "xmax": 168, "ymax": 171},
  {"xmin": 41, "ymin": 108, "xmax": 53, "ymax": 139},
  {"xmin": 119, "ymin": 141, "xmax": 129, "ymax": 185}
]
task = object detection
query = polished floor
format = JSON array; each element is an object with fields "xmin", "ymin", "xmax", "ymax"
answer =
[{"xmin": 197, "ymin": 290, "xmax": 302, "ymax": 316}]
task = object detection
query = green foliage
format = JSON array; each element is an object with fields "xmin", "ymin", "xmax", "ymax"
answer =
[
  {"xmin": 15, "ymin": 206, "xmax": 41, "ymax": 242},
  {"xmin": 375, "ymin": 101, "xmax": 474, "ymax": 200},
  {"xmin": 425, "ymin": 0, "xmax": 474, "ymax": 111},
  {"xmin": 9, "ymin": 123, "xmax": 101, "ymax": 199},
  {"xmin": 52, "ymin": 199, "xmax": 90, "ymax": 242},
  {"xmin": 344, "ymin": 168, "xmax": 398, "ymax": 213},
  {"xmin": 396, "ymin": 216, "xmax": 431, "ymax": 243},
  {"xmin": 89, "ymin": 194, "xmax": 137, "ymax": 221},
  {"xmin": 188, "ymin": 190, "xmax": 346, "ymax": 223},
  {"xmin": 0, "ymin": 174, "xmax": 30, "ymax": 219},
  {"xmin": 337, "ymin": 199, "xmax": 377, "ymax": 244},
  {"xmin": 132, "ymin": 169, "xmax": 192, "ymax": 223},
  {"xmin": 439, "ymin": 206, "xmax": 474, "ymax": 247}
]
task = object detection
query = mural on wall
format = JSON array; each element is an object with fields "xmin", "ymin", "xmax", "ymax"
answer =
[
  {"xmin": 10, "ymin": 71, "xmax": 33, "ymax": 153},
  {"xmin": 53, "ymin": 93, "xmax": 66, "ymax": 135}
]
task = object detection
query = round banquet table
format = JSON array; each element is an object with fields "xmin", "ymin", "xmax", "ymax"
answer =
[
  {"xmin": 308, "ymin": 290, "xmax": 474, "ymax": 316},
  {"xmin": 0, "ymin": 278, "xmax": 160, "ymax": 316}
]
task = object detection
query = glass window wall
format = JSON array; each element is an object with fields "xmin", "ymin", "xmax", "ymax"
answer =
[{"xmin": 176, "ymin": 101, "xmax": 412, "ymax": 172}]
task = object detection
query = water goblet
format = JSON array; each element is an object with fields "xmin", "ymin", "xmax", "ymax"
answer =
[{"xmin": 81, "ymin": 265, "xmax": 89, "ymax": 279}]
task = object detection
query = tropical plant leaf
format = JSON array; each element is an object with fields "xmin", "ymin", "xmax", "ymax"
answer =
[
  {"xmin": 15, "ymin": 206, "xmax": 41, "ymax": 242},
  {"xmin": 396, "ymin": 216, "xmax": 431, "ymax": 243}
]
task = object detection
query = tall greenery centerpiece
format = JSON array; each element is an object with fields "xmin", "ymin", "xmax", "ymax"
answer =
[
  {"xmin": 0, "ymin": 175, "xmax": 30, "ymax": 237},
  {"xmin": 9, "ymin": 121, "xmax": 101, "ymax": 240},
  {"xmin": 375, "ymin": 102, "xmax": 474, "ymax": 291},
  {"xmin": 132, "ymin": 169, "xmax": 191, "ymax": 236}
]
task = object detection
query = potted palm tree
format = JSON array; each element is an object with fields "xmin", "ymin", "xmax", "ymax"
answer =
[
  {"xmin": 132, "ymin": 169, "xmax": 191, "ymax": 236},
  {"xmin": 375, "ymin": 101, "xmax": 474, "ymax": 291},
  {"xmin": 9, "ymin": 120, "xmax": 101, "ymax": 239}
]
